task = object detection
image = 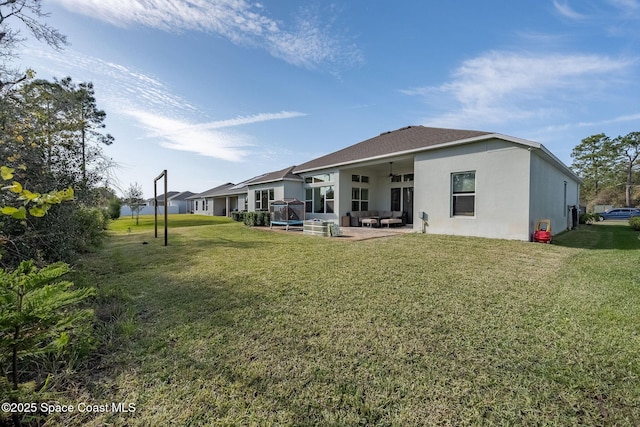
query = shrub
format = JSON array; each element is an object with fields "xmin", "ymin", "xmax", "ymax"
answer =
[
  {"xmin": 255, "ymin": 211, "xmax": 264, "ymax": 226},
  {"xmin": 629, "ymin": 216, "xmax": 640, "ymax": 231},
  {"xmin": 108, "ymin": 198, "xmax": 122, "ymax": 219},
  {"xmin": 241, "ymin": 211, "xmax": 270, "ymax": 227},
  {"xmin": 258, "ymin": 211, "xmax": 270, "ymax": 227},
  {"xmin": 579, "ymin": 213, "xmax": 598, "ymax": 224},
  {"xmin": 243, "ymin": 212, "xmax": 256, "ymax": 226},
  {"xmin": 75, "ymin": 207, "xmax": 109, "ymax": 250},
  {"xmin": 0, "ymin": 261, "xmax": 95, "ymax": 426}
]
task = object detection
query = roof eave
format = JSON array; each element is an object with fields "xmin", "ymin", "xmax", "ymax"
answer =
[{"xmin": 248, "ymin": 177, "xmax": 303, "ymax": 186}]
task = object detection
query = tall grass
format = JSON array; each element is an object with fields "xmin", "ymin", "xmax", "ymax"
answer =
[{"xmin": 51, "ymin": 221, "xmax": 639, "ymax": 426}]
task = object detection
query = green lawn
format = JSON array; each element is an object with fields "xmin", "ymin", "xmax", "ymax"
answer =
[
  {"xmin": 53, "ymin": 218, "xmax": 639, "ymax": 426},
  {"xmin": 108, "ymin": 213, "xmax": 233, "ymax": 233}
]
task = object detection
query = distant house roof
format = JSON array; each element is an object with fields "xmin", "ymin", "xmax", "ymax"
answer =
[
  {"xmin": 187, "ymin": 183, "xmax": 237, "ymax": 199},
  {"xmin": 170, "ymin": 191, "xmax": 196, "ymax": 200},
  {"xmin": 293, "ymin": 126, "xmax": 493, "ymax": 173},
  {"xmin": 189, "ymin": 166, "xmax": 303, "ymax": 199},
  {"xmin": 148, "ymin": 191, "xmax": 180, "ymax": 203},
  {"xmin": 246, "ymin": 166, "xmax": 302, "ymax": 186}
]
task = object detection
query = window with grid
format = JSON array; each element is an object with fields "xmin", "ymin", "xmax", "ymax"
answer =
[
  {"xmin": 351, "ymin": 187, "xmax": 369, "ymax": 211},
  {"xmin": 451, "ymin": 171, "xmax": 475, "ymax": 216},
  {"xmin": 255, "ymin": 189, "xmax": 274, "ymax": 211}
]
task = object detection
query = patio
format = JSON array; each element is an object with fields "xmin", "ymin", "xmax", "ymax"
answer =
[{"xmin": 267, "ymin": 223, "xmax": 415, "ymax": 241}]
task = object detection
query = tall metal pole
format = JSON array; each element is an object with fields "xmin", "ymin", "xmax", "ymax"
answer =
[
  {"xmin": 164, "ymin": 170, "xmax": 168, "ymax": 246},
  {"xmin": 154, "ymin": 169, "xmax": 168, "ymax": 246},
  {"xmin": 154, "ymin": 180, "xmax": 158, "ymax": 239}
]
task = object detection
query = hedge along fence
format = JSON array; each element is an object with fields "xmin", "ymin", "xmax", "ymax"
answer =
[{"xmin": 231, "ymin": 211, "xmax": 270, "ymax": 227}]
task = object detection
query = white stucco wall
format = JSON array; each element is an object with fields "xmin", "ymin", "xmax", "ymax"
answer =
[
  {"xmin": 283, "ymin": 180, "xmax": 305, "ymax": 202},
  {"xmin": 238, "ymin": 194, "xmax": 247, "ymax": 211},
  {"xmin": 192, "ymin": 198, "xmax": 207, "ymax": 215},
  {"xmin": 213, "ymin": 198, "xmax": 226, "ymax": 216},
  {"xmin": 413, "ymin": 139, "xmax": 532, "ymax": 240},
  {"xmin": 528, "ymin": 150, "xmax": 580, "ymax": 236}
]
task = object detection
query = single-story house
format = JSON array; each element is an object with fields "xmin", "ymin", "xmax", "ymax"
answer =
[
  {"xmin": 190, "ymin": 125, "xmax": 580, "ymax": 241},
  {"xmin": 290, "ymin": 125, "xmax": 580, "ymax": 240},
  {"xmin": 188, "ymin": 166, "xmax": 304, "ymax": 217},
  {"xmin": 146, "ymin": 191, "xmax": 196, "ymax": 214},
  {"xmin": 145, "ymin": 191, "xmax": 179, "ymax": 207},
  {"xmin": 245, "ymin": 166, "xmax": 304, "ymax": 212},
  {"xmin": 188, "ymin": 183, "xmax": 243, "ymax": 216}
]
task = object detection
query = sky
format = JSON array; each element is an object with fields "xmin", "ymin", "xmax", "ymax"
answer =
[{"xmin": 15, "ymin": 0, "xmax": 640, "ymax": 198}]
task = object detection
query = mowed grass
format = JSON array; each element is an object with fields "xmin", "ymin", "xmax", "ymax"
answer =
[
  {"xmin": 109, "ymin": 213, "xmax": 233, "ymax": 233},
  {"xmin": 57, "ymin": 217, "xmax": 639, "ymax": 426}
]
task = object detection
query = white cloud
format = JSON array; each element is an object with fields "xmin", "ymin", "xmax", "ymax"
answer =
[
  {"xmin": 126, "ymin": 109, "xmax": 307, "ymax": 162},
  {"xmin": 50, "ymin": 0, "xmax": 362, "ymax": 70},
  {"xmin": 608, "ymin": 0, "xmax": 640, "ymax": 12},
  {"xmin": 402, "ymin": 51, "xmax": 635, "ymax": 129},
  {"xmin": 192, "ymin": 111, "xmax": 307, "ymax": 132},
  {"xmin": 125, "ymin": 109, "xmax": 252, "ymax": 161},
  {"xmin": 22, "ymin": 45, "xmax": 306, "ymax": 161},
  {"xmin": 544, "ymin": 112, "xmax": 640, "ymax": 132},
  {"xmin": 552, "ymin": 0, "xmax": 588, "ymax": 20},
  {"xmin": 26, "ymin": 46, "xmax": 199, "ymax": 115}
]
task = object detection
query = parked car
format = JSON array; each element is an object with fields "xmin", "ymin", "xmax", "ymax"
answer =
[{"xmin": 599, "ymin": 208, "xmax": 640, "ymax": 220}]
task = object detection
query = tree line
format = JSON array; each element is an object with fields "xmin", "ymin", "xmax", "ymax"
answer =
[
  {"xmin": 1, "ymin": 2, "xmax": 115, "ymax": 425},
  {"xmin": 1, "ymin": 74, "xmax": 117, "ymax": 267},
  {"xmin": 571, "ymin": 132, "xmax": 640, "ymax": 209}
]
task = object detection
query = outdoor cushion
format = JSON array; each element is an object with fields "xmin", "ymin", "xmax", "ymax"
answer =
[
  {"xmin": 361, "ymin": 218, "xmax": 379, "ymax": 227},
  {"xmin": 380, "ymin": 218, "xmax": 402, "ymax": 227},
  {"xmin": 349, "ymin": 210, "xmax": 407, "ymax": 226}
]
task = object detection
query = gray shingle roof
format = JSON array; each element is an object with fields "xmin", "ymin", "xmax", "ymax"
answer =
[
  {"xmin": 247, "ymin": 166, "xmax": 302, "ymax": 185},
  {"xmin": 186, "ymin": 183, "xmax": 236, "ymax": 199},
  {"xmin": 150, "ymin": 191, "xmax": 180, "ymax": 202},
  {"xmin": 170, "ymin": 191, "xmax": 196, "ymax": 200},
  {"xmin": 293, "ymin": 125, "xmax": 492, "ymax": 173},
  {"xmin": 187, "ymin": 166, "xmax": 303, "ymax": 199}
]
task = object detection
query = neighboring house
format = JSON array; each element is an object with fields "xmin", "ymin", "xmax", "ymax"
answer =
[
  {"xmin": 147, "ymin": 191, "xmax": 196, "ymax": 214},
  {"xmin": 188, "ymin": 166, "xmax": 303, "ymax": 217},
  {"xmin": 145, "ymin": 191, "xmax": 179, "ymax": 207},
  {"xmin": 290, "ymin": 125, "xmax": 580, "ymax": 240},
  {"xmin": 245, "ymin": 166, "xmax": 304, "ymax": 212},
  {"xmin": 188, "ymin": 183, "xmax": 240, "ymax": 216}
]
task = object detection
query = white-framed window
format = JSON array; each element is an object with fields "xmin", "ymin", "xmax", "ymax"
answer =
[
  {"xmin": 451, "ymin": 171, "xmax": 476, "ymax": 217},
  {"xmin": 195, "ymin": 200, "xmax": 199, "ymax": 211},
  {"xmin": 304, "ymin": 173, "xmax": 336, "ymax": 214},
  {"xmin": 305, "ymin": 173, "xmax": 335, "ymax": 184},
  {"xmin": 305, "ymin": 186, "xmax": 334, "ymax": 213},
  {"xmin": 351, "ymin": 174, "xmax": 369, "ymax": 183},
  {"xmin": 351, "ymin": 187, "xmax": 369, "ymax": 211},
  {"xmin": 255, "ymin": 189, "xmax": 274, "ymax": 211}
]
